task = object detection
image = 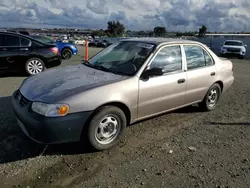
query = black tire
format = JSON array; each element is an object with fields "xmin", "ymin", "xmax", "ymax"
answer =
[
  {"xmin": 239, "ymin": 55, "xmax": 245, "ymax": 59},
  {"xmin": 86, "ymin": 106, "xmax": 127, "ymax": 151},
  {"xmin": 61, "ymin": 48, "xmax": 72, "ymax": 59},
  {"xmin": 25, "ymin": 57, "xmax": 45, "ymax": 76},
  {"xmin": 199, "ymin": 83, "xmax": 221, "ymax": 111}
]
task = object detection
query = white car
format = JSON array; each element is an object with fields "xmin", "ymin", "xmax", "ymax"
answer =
[
  {"xmin": 75, "ymin": 40, "xmax": 86, "ymax": 45},
  {"xmin": 220, "ymin": 40, "xmax": 247, "ymax": 59}
]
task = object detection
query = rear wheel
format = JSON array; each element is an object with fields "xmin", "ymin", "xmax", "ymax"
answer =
[
  {"xmin": 25, "ymin": 58, "xmax": 45, "ymax": 76},
  {"xmin": 61, "ymin": 48, "xmax": 72, "ymax": 59},
  {"xmin": 199, "ymin": 83, "xmax": 221, "ymax": 111},
  {"xmin": 86, "ymin": 106, "xmax": 127, "ymax": 151}
]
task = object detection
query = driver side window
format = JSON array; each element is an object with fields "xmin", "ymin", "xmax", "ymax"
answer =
[{"xmin": 149, "ymin": 45, "xmax": 182, "ymax": 74}]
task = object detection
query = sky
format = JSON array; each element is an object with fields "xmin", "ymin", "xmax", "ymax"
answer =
[{"xmin": 0, "ymin": 0, "xmax": 249, "ymax": 32}]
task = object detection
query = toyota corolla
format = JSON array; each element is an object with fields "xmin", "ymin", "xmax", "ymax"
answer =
[{"xmin": 11, "ymin": 38, "xmax": 234, "ymax": 151}]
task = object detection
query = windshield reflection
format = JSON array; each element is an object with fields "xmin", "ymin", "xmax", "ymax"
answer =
[{"xmin": 86, "ymin": 41, "xmax": 156, "ymax": 76}]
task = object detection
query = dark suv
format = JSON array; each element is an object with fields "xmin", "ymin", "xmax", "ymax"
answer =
[{"xmin": 0, "ymin": 32, "xmax": 61, "ymax": 75}]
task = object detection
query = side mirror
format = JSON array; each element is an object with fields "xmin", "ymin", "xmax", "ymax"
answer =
[
  {"xmin": 141, "ymin": 67, "xmax": 163, "ymax": 79},
  {"xmin": 244, "ymin": 45, "xmax": 247, "ymax": 47}
]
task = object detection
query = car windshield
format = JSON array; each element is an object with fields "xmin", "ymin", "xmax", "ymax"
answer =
[
  {"xmin": 224, "ymin": 41, "xmax": 243, "ymax": 46},
  {"xmin": 32, "ymin": 36, "xmax": 55, "ymax": 44},
  {"xmin": 85, "ymin": 41, "xmax": 156, "ymax": 76}
]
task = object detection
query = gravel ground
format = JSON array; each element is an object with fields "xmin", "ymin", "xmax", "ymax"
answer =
[{"xmin": 0, "ymin": 47, "xmax": 249, "ymax": 188}]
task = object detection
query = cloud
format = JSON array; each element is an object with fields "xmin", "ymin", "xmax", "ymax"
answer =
[{"xmin": 0, "ymin": 0, "xmax": 249, "ymax": 32}]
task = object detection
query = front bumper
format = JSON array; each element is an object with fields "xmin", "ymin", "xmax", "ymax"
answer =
[
  {"xmin": 72, "ymin": 48, "xmax": 78, "ymax": 55},
  {"xmin": 11, "ymin": 90, "xmax": 93, "ymax": 144},
  {"xmin": 221, "ymin": 49, "xmax": 245, "ymax": 56}
]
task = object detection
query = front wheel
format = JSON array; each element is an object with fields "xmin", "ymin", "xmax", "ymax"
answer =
[
  {"xmin": 25, "ymin": 58, "xmax": 45, "ymax": 76},
  {"xmin": 199, "ymin": 83, "xmax": 221, "ymax": 111},
  {"xmin": 87, "ymin": 106, "xmax": 127, "ymax": 151}
]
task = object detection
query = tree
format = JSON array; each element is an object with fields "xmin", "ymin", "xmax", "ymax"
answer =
[
  {"xmin": 198, "ymin": 25, "xmax": 207, "ymax": 36},
  {"xmin": 106, "ymin": 20, "xmax": 125, "ymax": 37},
  {"xmin": 91, "ymin": 29, "xmax": 106, "ymax": 38},
  {"xmin": 153, "ymin": 26, "xmax": 166, "ymax": 37}
]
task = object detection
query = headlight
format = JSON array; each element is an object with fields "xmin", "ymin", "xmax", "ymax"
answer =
[{"xmin": 31, "ymin": 102, "xmax": 69, "ymax": 117}]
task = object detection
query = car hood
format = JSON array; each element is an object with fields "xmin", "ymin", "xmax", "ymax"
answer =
[
  {"xmin": 223, "ymin": 45, "xmax": 245, "ymax": 49},
  {"xmin": 19, "ymin": 64, "xmax": 128, "ymax": 103}
]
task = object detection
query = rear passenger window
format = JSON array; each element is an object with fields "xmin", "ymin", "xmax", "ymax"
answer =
[
  {"xmin": 4, "ymin": 35, "xmax": 20, "ymax": 46},
  {"xmin": 184, "ymin": 45, "xmax": 206, "ymax": 70},
  {"xmin": 203, "ymin": 50, "xmax": 214, "ymax": 66},
  {"xmin": 21, "ymin": 38, "xmax": 31, "ymax": 46},
  {"xmin": 150, "ymin": 45, "xmax": 182, "ymax": 74}
]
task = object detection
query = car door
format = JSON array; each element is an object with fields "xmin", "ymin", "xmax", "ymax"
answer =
[
  {"xmin": 138, "ymin": 45, "xmax": 187, "ymax": 118},
  {"xmin": 0, "ymin": 34, "xmax": 22, "ymax": 69},
  {"xmin": 17, "ymin": 37, "xmax": 32, "ymax": 66},
  {"xmin": 183, "ymin": 44, "xmax": 217, "ymax": 104},
  {"xmin": 0, "ymin": 34, "xmax": 9, "ymax": 70}
]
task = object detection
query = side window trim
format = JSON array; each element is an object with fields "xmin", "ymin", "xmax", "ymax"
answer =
[
  {"xmin": 145, "ymin": 44, "xmax": 184, "ymax": 76},
  {"xmin": 202, "ymin": 48, "xmax": 215, "ymax": 66},
  {"xmin": 20, "ymin": 37, "xmax": 32, "ymax": 47},
  {"xmin": 183, "ymin": 44, "xmax": 215, "ymax": 72}
]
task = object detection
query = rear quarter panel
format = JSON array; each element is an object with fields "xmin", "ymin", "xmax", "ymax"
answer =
[
  {"xmin": 56, "ymin": 42, "xmax": 77, "ymax": 54},
  {"xmin": 215, "ymin": 57, "xmax": 234, "ymax": 93},
  {"xmin": 201, "ymin": 45, "xmax": 234, "ymax": 92}
]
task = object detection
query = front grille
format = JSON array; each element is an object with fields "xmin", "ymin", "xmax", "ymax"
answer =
[
  {"xmin": 15, "ymin": 90, "xmax": 30, "ymax": 107},
  {"xmin": 227, "ymin": 48, "xmax": 240, "ymax": 52}
]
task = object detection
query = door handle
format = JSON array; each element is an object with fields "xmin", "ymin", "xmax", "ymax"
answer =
[
  {"xmin": 210, "ymin": 72, "xmax": 216, "ymax": 76},
  {"xmin": 177, "ymin": 78, "xmax": 185, "ymax": 84},
  {"xmin": 20, "ymin": 48, "xmax": 28, "ymax": 51},
  {"xmin": 1, "ymin": 48, "xmax": 7, "ymax": 51}
]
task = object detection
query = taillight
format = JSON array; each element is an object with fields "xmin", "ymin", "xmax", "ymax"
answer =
[{"xmin": 50, "ymin": 47, "xmax": 59, "ymax": 54}]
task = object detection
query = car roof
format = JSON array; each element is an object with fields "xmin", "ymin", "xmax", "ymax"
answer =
[
  {"xmin": 0, "ymin": 31, "xmax": 55, "ymax": 46},
  {"xmin": 120, "ymin": 37, "xmax": 199, "ymax": 45},
  {"xmin": 0, "ymin": 31, "xmax": 33, "ymax": 39}
]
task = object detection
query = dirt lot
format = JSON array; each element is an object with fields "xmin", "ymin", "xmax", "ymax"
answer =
[{"xmin": 0, "ymin": 47, "xmax": 250, "ymax": 188}]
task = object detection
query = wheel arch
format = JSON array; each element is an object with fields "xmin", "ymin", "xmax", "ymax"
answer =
[
  {"xmin": 80, "ymin": 101, "xmax": 131, "ymax": 142},
  {"xmin": 61, "ymin": 46, "xmax": 73, "ymax": 53},
  {"xmin": 26, "ymin": 55, "xmax": 46, "ymax": 63},
  {"xmin": 215, "ymin": 80, "xmax": 224, "ymax": 92},
  {"xmin": 201, "ymin": 80, "xmax": 224, "ymax": 102},
  {"xmin": 86, "ymin": 101, "xmax": 131, "ymax": 127}
]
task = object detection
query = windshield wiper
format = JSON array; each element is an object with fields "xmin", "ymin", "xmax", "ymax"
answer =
[
  {"xmin": 82, "ymin": 61, "xmax": 131, "ymax": 76},
  {"xmin": 96, "ymin": 66, "xmax": 132, "ymax": 76}
]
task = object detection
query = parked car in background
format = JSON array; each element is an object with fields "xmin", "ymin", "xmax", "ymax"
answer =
[
  {"xmin": 88, "ymin": 39, "xmax": 113, "ymax": 47},
  {"xmin": 12, "ymin": 38, "xmax": 234, "ymax": 151},
  {"xmin": 0, "ymin": 32, "xmax": 61, "ymax": 75},
  {"xmin": 220, "ymin": 40, "xmax": 247, "ymax": 59},
  {"xmin": 31, "ymin": 35, "xmax": 78, "ymax": 59},
  {"xmin": 74, "ymin": 40, "xmax": 86, "ymax": 46},
  {"xmin": 88, "ymin": 39, "xmax": 99, "ymax": 47},
  {"xmin": 96, "ymin": 40, "xmax": 109, "ymax": 47}
]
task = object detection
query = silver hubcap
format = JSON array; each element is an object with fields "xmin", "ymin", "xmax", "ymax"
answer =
[
  {"xmin": 63, "ymin": 50, "xmax": 71, "ymax": 59},
  {"xmin": 27, "ymin": 60, "xmax": 43, "ymax": 75},
  {"xmin": 95, "ymin": 115, "xmax": 119, "ymax": 145},
  {"xmin": 208, "ymin": 89, "xmax": 218, "ymax": 107}
]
